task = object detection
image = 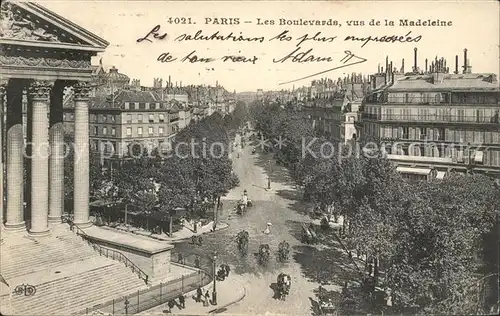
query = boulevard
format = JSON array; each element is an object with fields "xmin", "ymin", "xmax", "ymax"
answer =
[{"xmin": 172, "ymin": 133, "xmax": 359, "ymax": 315}]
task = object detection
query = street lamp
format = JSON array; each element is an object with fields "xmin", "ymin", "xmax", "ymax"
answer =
[{"xmin": 212, "ymin": 251, "xmax": 218, "ymax": 305}]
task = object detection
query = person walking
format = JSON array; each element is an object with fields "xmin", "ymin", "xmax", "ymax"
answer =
[
  {"xmin": 178, "ymin": 294, "xmax": 185, "ymax": 309},
  {"xmin": 204, "ymin": 290, "xmax": 210, "ymax": 306},
  {"xmin": 194, "ymin": 256, "xmax": 200, "ymax": 268},
  {"xmin": 196, "ymin": 287, "xmax": 202, "ymax": 303}
]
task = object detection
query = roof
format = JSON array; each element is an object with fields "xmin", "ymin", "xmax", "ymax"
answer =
[{"xmin": 389, "ymin": 73, "xmax": 499, "ymax": 92}]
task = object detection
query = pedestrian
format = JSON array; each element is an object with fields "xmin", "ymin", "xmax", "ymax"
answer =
[
  {"xmin": 178, "ymin": 294, "xmax": 185, "ymax": 308},
  {"xmin": 204, "ymin": 291, "xmax": 210, "ymax": 306},
  {"xmin": 225, "ymin": 264, "xmax": 231, "ymax": 277},
  {"xmin": 194, "ymin": 256, "xmax": 200, "ymax": 268},
  {"xmin": 178, "ymin": 253, "xmax": 183, "ymax": 264},
  {"xmin": 167, "ymin": 300, "xmax": 175, "ymax": 313},
  {"xmin": 196, "ymin": 287, "xmax": 202, "ymax": 303},
  {"xmin": 198, "ymin": 236, "xmax": 203, "ymax": 246}
]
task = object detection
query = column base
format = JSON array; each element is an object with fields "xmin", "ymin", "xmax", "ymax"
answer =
[
  {"xmin": 4, "ymin": 221, "xmax": 26, "ymax": 231},
  {"xmin": 73, "ymin": 221, "xmax": 92, "ymax": 229},
  {"xmin": 29, "ymin": 229, "xmax": 51, "ymax": 237},
  {"xmin": 48, "ymin": 216, "xmax": 62, "ymax": 224}
]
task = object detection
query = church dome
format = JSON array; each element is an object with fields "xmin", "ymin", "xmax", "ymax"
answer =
[{"xmin": 102, "ymin": 66, "xmax": 130, "ymax": 87}]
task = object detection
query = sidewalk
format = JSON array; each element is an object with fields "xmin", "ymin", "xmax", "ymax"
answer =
[
  {"xmin": 100, "ymin": 221, "xmax": 229, "ymax": 243},
  {"xmin": 137, "ymin": 277, "xmax": 246, "ymax": 315},
  {"xmin": 152, "ymin": 221, "xmax": 230, "ymax": 242}
]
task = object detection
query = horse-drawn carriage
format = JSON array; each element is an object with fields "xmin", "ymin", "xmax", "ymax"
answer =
[
  {"xmin": 277, "ymin": 241, "xmax": 290, "ymax": 262},
  {"xmin": 301, "ymin": 222, "xmax": 318, "ymax": 244},
  {"xmin": 276, "ymin": 273, "xmax": 291, "ymax": 300},
  {"xmin": 258, "ymin": 244, "xmax": 271, "ymax": 265},
  {"xmin": 235, "ymin": 190, "xmax": 253, "ymax": 215},
  {"xmin": 236, "ymin": 230, "xmax": 249, "ymax": 256}
]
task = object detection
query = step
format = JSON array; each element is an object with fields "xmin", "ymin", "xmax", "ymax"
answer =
[
  {"xmin": 11, "ymin": 266, "xmax": 141, "ymax": 313},
  {"xmin": 1, "ymin": 251, "xmax": 97, "ymax": 279},
  {"xmin": 21, "ymin": 268, "xmax": 145, "ymax": 314}
]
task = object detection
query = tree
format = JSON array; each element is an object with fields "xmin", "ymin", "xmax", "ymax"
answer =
[
  {"xmin": 105, "ymin": 150, "xmax": 156, "ymax": 225},
  {"xmin": 156, "ymin": 155, "xmax": 196, "ymax": 236}
]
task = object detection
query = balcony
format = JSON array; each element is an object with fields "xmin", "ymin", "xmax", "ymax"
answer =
[{"xmin": 362, "ymin": 114, "xmax": 499, "ymax": 124}]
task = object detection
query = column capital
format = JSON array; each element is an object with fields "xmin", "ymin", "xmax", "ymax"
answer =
[
  {"xmin": 29, "ymin": 80, "xmax": 54, "ymax": 100},
  {"xmin": 73, "ymin": 82, "xmax": 93, "ymax": 101},
  {"xmin": 0, "ymin": 78, "xmax": 8, "ymax": 93}
]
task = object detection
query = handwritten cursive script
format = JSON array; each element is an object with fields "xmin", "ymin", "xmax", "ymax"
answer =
[
  {"xmin": 176, "ymin": 30, "xmax": 265, "ymax": 43},
  {"xmin": 137, "ymin": 26, "xmax": 425, "ymax": 84}
]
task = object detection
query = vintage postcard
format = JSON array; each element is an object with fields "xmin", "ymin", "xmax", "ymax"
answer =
[{"xmin": 0, "ymin": 0, "xmax": 499, "ymax": 315}]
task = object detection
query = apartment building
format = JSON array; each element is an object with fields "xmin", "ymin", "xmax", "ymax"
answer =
[
  {"xmin": 362, "ymin": 49, "xmax": 500, "ymax": 180},
  {"xmin": 298, "ymin": 76, "xmax": 368, "ymax": 143},
  {"xmin": 63, "ymin": 66, "xmax": 193, "ymax": 168}
]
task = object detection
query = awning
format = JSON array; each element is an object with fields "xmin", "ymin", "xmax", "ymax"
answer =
[
  {"xmin": 474, "ymin": 151, "xmax": 484, "ymax": 163},
  {"xmin": 396, "ymin": 166, "xmax": 432, "ymax": 175},
  {"xmin": 435, "ymin": 171, "xmax": 446, "ymax": 179}
]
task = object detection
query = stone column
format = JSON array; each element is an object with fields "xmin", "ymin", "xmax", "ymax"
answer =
[
  {"xmin": 0, "ymin": 80, "xmax": 7, "ymax": 226},
  {"xmin": 73, "ymin": 82, "xmax": 91, "ymax": 227},
  {"xmin": 29, "ymin": 81, "xmax": 52, "ymax": 236},
  {"xmin": 5, "ymin": 81, "xmax": 25, "ymax": 231},
  {"xmin": 48, "ymin": 83, "xmax": 65, "ymax": 224}
]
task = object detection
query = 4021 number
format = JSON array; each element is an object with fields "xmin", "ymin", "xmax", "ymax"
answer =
[{"xmin": 167, "ymin": 17, "xmax": 194, "ymax": 24}]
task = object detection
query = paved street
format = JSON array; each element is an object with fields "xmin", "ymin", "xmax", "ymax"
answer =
[{"xmin": 172, "ymin": 133, "xmax": 360, "ymax": 315}]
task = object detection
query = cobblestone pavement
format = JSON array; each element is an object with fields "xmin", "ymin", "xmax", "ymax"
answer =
[{"xmin": 171, "ymin": 134, "xmax": 358, "ymax": 315}]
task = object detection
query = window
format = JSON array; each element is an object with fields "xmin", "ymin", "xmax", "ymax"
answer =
[
  {"xmin": 402, "ymin": 127, "xmax": 409, "ymax": 139},
  {"xmin": 93, "ymin": 126, "xmax": 98, "ymax": 135},
  {"xmin": 126, "ymin": 127, "xmax": 132, "ymax": 136},
  {"xmin": 159, "ymin": 127, "xmax": 164, "ymax": 135},
  {"xmin": 149, "ymin": 127, "xmax": 154, "ymax": 134},
  {"xmin": 111, "ymin": 127, "xmax": 116, "ymax": 136},
  {"xmin": 151, "ymin": 103, "xmax": 156, "ymax": 110},
  {"xmin": 458, "ymin": 94, "xmax": 467, "ymax": 103},
  {"xmin": 139, "ymin": 103, "xmax": 146, "ymax": 109},
  {"xmin": 149, "ymin": 114, "xmax": 154, "ymax": 123},
  {"xmin": 127, "ymin": 114, "xmax": 132, "ymax": 123},
  {"xmin": 437, "ymin": 128, "xmax": 445, "ymax": 141},
  {"xmin": 111, "ymin": 115, "xmax": 116, "ymax": 122},
  {"xmin": 103, "ymin": 115, "xmax": 107, "ymax": 122},
  {"xmin": 138, "ymin": 114, "xmax": 143, "ymax": 123},
  {"xmin": 457, "ymin": 109, "xmax": 465, "ymax": 122},
  {"xmin": 137, "ymin": 127, "xmax": 143, "ymax": 135},
  {"xmin": 90, "ymin": 114, "xmax": 96, "ymax": 122},
  {"xmin": 102, "ymin": 127, "xmax": 107, "ymax": 135},
  {"xmin": 476, "ymin": 109, "xmax": 484, "ymax": 123}
]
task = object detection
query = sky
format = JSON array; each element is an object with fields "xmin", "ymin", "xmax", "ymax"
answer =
[{"xmin": 36, "ymin": 0, "xmax": 499, "ymax": 92}]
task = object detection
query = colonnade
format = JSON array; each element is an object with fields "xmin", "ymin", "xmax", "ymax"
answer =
[{"xmin": 0, "ymin": 79, "xmax": 91, "ymax": 235}]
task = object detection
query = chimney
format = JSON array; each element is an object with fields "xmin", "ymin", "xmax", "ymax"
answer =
[
  {"xmin": 401, "ymin": 58, "xmax": 405, "ymax": 73},
  {"xmin": 168, "ymin": 75, "xmax": 171, "ymax": 88},
  {"xmin": 413, "ymin": 47, "xmax": 418, "ymax": 72},
  {"xmin": 455, "ymin": 55, "xmax": 459, "ymax": 74},
  {"xmin": 389, "ymin": 62, "xmax": 393, "ymax": 83},
  {"xmin": 463, "ymin": 49, "xmax": 468, "ymax": 74},
  {"xmin": 425, "ymin": 58, "xmax": 428, "ymax": 73},
  {"xmin": 466, "ymin": 59, "xmax": 472, "ymax": 74},
  {"xmin": 378, "ymin": 64, "xmax": 381, "ymax": 73}
]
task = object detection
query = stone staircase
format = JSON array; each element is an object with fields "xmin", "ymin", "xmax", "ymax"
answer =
[{"xmin": 0, "ymin": 228, "xmax": 147, "ymax": 315}]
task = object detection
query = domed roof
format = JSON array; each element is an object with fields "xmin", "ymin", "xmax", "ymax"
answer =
[{"xmin": 101, "ymin": 66, "xmax": 130, "ymax": 85}]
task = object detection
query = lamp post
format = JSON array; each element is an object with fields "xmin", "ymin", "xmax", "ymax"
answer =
[
  {"xmin": 212, "ymin": 251, "xmax": 217, "ymax": 305},
  {"xmin": 467, "ymin": 142, "xmax": 473, "ymax": 174}
]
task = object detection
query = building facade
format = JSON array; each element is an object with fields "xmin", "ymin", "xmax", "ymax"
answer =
[{"xmin": 363, "ymin": 49, "xmax": 500, "ymax": 179}]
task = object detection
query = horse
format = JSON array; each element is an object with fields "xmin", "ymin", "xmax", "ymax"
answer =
[
  {"xmin": 277, "ymin": 241, "xmax": 290, "ymax": 262},
  {"xmin": 258, "ymin": 244, "xmax": 271, "ymax": 265}
]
